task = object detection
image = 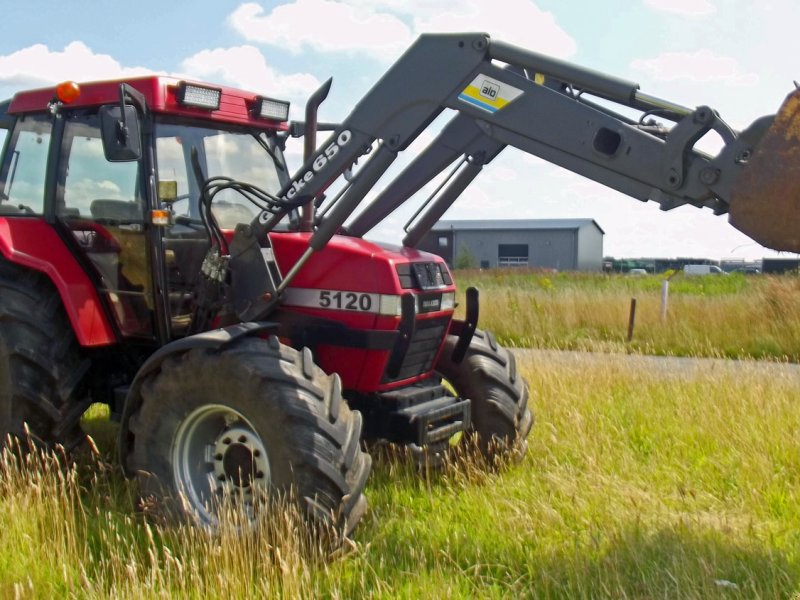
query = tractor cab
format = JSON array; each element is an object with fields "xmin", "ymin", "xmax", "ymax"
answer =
[{"xmin": 1, "ymin": 77, "xmax": 291, "ymax": 342}]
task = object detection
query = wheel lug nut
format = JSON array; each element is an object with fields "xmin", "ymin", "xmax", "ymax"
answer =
[
  {"xmin": 222, "ymin": 437, "xmax": 231, "ymax": 445},
  {"xmin": 238, "ymin": 435, "xmax": 247, "ymax": 443}
]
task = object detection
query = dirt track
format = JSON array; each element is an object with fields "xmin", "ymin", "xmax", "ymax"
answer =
[{"xmin": 511, "ymin": 348, "xmax": 800, "ymax": 380}]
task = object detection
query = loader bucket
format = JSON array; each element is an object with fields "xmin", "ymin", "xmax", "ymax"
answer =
[{"xmin": 729, "ymin": 89, "xmax": 800, "ymax": 253}]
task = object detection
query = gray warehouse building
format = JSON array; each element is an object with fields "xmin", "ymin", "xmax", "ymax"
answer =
[{"xmin": 417, "ymin": 219, "xmax": 604, "ymax": 271}]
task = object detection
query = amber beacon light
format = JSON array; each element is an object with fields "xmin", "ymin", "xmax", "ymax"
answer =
[{"xmin": 55, "ymin": 81, "xmax": 81, "ymax": 104}]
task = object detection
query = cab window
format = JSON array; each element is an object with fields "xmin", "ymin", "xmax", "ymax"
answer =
[
  {"xmin": 56, "ymin": 111, "xmax": 153, "ymax": 338},
  {"xmin": 0, "ymin": 114, "xmax": 52, "ymax": 215},
  {"xmin": 155, "ymin": 122, "xmax": 282, "ymax": 228}
]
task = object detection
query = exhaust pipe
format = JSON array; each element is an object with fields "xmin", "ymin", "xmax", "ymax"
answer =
[{"xmin": 299, "ymin": 78, "xmax": 333, "ymax": 232}]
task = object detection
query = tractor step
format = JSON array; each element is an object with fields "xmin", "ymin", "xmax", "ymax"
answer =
[
  {"xmin": 396, "ymin": 396, "xmax": 471, "ymax": 445},
  {"xmin": 369, "ymin": 380, "xmax": 471, "ymax": 447}
]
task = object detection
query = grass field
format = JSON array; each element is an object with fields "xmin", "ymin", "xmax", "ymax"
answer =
[
  {"xmin": 1, "ymin": 352, "xmax": 798, "ymax": 598},
  {"xmin": 453, "ymin": 270, "xmax": 800, "ymax": 360}
]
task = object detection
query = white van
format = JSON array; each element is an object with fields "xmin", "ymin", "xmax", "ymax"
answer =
[{"xmin": 683, "ymin": 264, "xmax": 726, "ymax": 276}]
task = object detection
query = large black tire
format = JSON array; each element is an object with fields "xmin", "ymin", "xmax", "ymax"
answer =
[
  {"xmin": 0, "ymin": 260, "xmax": 90, "ymax": 449},
  {"xmin": 127, "ymin": 336, "xmax": 371, "ymax": 537},
  {"xmin": 436, "ymin": 329, "xmax": 533, "ymax": 461}
]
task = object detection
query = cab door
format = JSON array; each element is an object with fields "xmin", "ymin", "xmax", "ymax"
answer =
[{"xmin": 54, "ymin": 111, "xmax": 155, "ymax": 338}]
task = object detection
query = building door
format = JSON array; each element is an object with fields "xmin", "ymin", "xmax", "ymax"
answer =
[{"xmin": 498, "ymin": 243, "xmax": 529, "ymax": 267}]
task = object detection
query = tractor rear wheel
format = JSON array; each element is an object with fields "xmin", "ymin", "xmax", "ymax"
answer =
[
  {"xmin": 0, "ymin": 260, "xmax": 90, "ymax": 449},
  {"xmin": 436, "ymin": 329, "xmax": 532, "ymax": 462},
  {"xmin": 127, "ymin": 336, "xmax": 370, "ymax": 537}
]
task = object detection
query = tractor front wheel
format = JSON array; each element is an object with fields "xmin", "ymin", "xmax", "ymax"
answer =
[
  {"xmin": 127, "ymin": 336, "xmax": 371, "ymax": 537},
  {"xmin": 436, "ymin": 329, "xmax": 532, "ymax": 462}
]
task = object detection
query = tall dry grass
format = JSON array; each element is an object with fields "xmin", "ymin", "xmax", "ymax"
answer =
[
  {"xmin": 0, "ymin": 434, "xmax": 338, "ymax": 599},
  {"xmin": 454, "ymin": 270, "xmax": 800, "ymax": 359},
  {"xmin": 0, "ymin": 352, "xmax": 798, "ymax": 598}
]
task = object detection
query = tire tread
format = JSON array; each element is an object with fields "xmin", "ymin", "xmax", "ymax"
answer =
[{"xmin": 0, "ymin": 260, "xmax": 88, "ymax": 447}]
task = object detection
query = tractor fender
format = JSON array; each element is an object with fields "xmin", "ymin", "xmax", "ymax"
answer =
[
  {"xmin": 0, "ymin": 218, "xmax": 116, "ymax": 346},
  {"xmin": 118, "ymin": 321, "xmax": 279, "ymax": 472}
]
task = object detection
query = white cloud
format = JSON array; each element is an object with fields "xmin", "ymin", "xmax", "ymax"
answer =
[
  {"xmin": 631, "ymin": 49, "xmax": 758, "ymax": 87},
  {"xmin": 228, "ymin": 1, "xmax": 413, "ymax": 59},
  {"xmin": 413, "ymin": 0, "xmax": 576, "ymax": 57},
  {"xmin": 228, "ymin": 0, "xmax": 575, "ymax": 61},
  {"xmin": 344, "ymin": 0, "xmax": 454, "ymax": 17},
  {"xmin": 520, "ymin": 153, "xmax": 549, "ymax": 167},
  {"xmin": 644, "ymin": 0, "xmax": 716, "ymax": 17},
  {"xmin": 482, "ymin": 164, "xmax": 518, "ymax": 183},
  {"xmin": 0, "ymin": 40, "xmax": 321, "ymax": 122},
  {"xmin": 548, "ymin": 170, "xmax": 783, "ymax": 259},
  {"xmin": 0, "ymin": 41, "xmax": 155, "ymax": 88},
  {"xmin": 181, "ymin": 45, "xmax": 321, "ymax": 111}
]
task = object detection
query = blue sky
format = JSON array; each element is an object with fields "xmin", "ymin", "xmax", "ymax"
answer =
[{"xmin": 1, "ymin": 0, "xmax": 798, "ymax": 260}]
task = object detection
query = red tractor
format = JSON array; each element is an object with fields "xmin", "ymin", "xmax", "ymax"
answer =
[{"xmin": 0, "ymin": 32, "xmax": 796, "ymax": 535}]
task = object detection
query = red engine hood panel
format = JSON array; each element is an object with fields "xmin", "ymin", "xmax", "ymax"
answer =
[
  {"xmin": 269, "ymin": 232, "xmax": 447, "ymax": 294},
  {"xmin": 269, "ymin": 232, "xmax": 455, "ymax": 393}
]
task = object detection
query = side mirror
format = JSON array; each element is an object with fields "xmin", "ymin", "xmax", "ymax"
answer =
[
  {"xmin": 0, "ymin": 100, "xmax": 13, "ymax": 131},
  {"xmin": 100, "ymin": 104, "xmax": 141, "ymax": 162}
]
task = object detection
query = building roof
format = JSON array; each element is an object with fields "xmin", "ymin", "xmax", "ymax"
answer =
[{"xmin": 432, "ymin": 218, "xmax": 605, "ymax": 234}]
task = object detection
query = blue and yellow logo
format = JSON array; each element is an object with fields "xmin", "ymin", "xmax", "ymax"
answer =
[{"xmin": 458, "ymin": 75, "xmax": 522, "ymax": 114}]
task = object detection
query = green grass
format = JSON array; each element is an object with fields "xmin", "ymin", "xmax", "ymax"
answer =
[
  {"xmin": 452, "ymin": 270, "xmax": 800, "ymax": 360},
  {"xmin": 1, "ymin": 354, "xmax": 798, "ymax": 598}
]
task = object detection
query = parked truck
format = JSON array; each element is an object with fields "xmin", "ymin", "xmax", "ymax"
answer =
[
  {"xmin": 0, "ymin": 32, "xmax": 797, "ymax": 536},
  {"xmin": 683, "ymin": 264, "xmax": 726, "ymax": 275}
]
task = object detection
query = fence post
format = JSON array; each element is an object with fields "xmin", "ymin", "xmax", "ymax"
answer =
[
  {"xmin": 627, "ymin": 298, "xmax": 637, "ymax": 342},
  {"xmin": 660, "ymin": 279, "xmax": 669, "ymax": 322}
]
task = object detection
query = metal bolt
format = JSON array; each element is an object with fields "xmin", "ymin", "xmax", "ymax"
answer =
[
  {"xmin": 667, "ymin": 169, "xmax": 682, "ymax": 188},
  {"xmin": 700, "ymin": 167, "xmax": 720, "ymax": 185},
  {"xmin": 472, "ymin": 39, "xmax": 487, "ymax": 51},
  {"xmin": 694, "ymin": 107, "xmax": 713, "ymax": 124}
]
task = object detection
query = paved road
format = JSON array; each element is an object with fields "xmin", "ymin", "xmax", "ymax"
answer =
[{"xmin": 511, "ymin": 348, "xmax": 800, "ymax": 380}]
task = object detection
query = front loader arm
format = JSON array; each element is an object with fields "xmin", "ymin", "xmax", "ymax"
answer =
[
  {"xmin": 231, "ymin": 32, "xmax": 798, "ymax": 321},
  {"xmin": 335, "ymin": 37, "xmax": 793, "ymax": 251},
  {"xmin": 345, "ymin": 112, "xmax": 506, "ymax": 240}
]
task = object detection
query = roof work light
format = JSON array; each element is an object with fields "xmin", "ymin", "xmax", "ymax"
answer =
[
  {"xmin": 177, "ymin": 82, "xmax": 221, "ymax": 110},
  {"xmin": 253, "ymin": 96, "xmax": 290, "ymax": 122}
]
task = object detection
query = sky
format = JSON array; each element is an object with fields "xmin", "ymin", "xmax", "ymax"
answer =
[{"xmin": 1, "ymin": 0, "xmax": 798, "ymax": 261}]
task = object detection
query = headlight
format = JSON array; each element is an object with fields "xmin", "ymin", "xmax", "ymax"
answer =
[
  {"xmin": 379, "ymin": 295, "xmax": 402, "ymax": 316},
  {"xmin": 440, "ymin": 292, "xmax": 456, "ymax": 311}
]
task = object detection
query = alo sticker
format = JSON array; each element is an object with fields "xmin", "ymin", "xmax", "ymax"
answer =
[{"xmin": 458, "ymin": 75, "xmax": 523, "ymax": 114}]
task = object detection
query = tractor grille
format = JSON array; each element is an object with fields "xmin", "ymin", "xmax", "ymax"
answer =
[
  {"xmin": 383, "ymin": 316, "xmax": 450, "ymax": 383},
  {"xmin": 396, "ymin": 262, "xmax": 452, "ymax": 289}
]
